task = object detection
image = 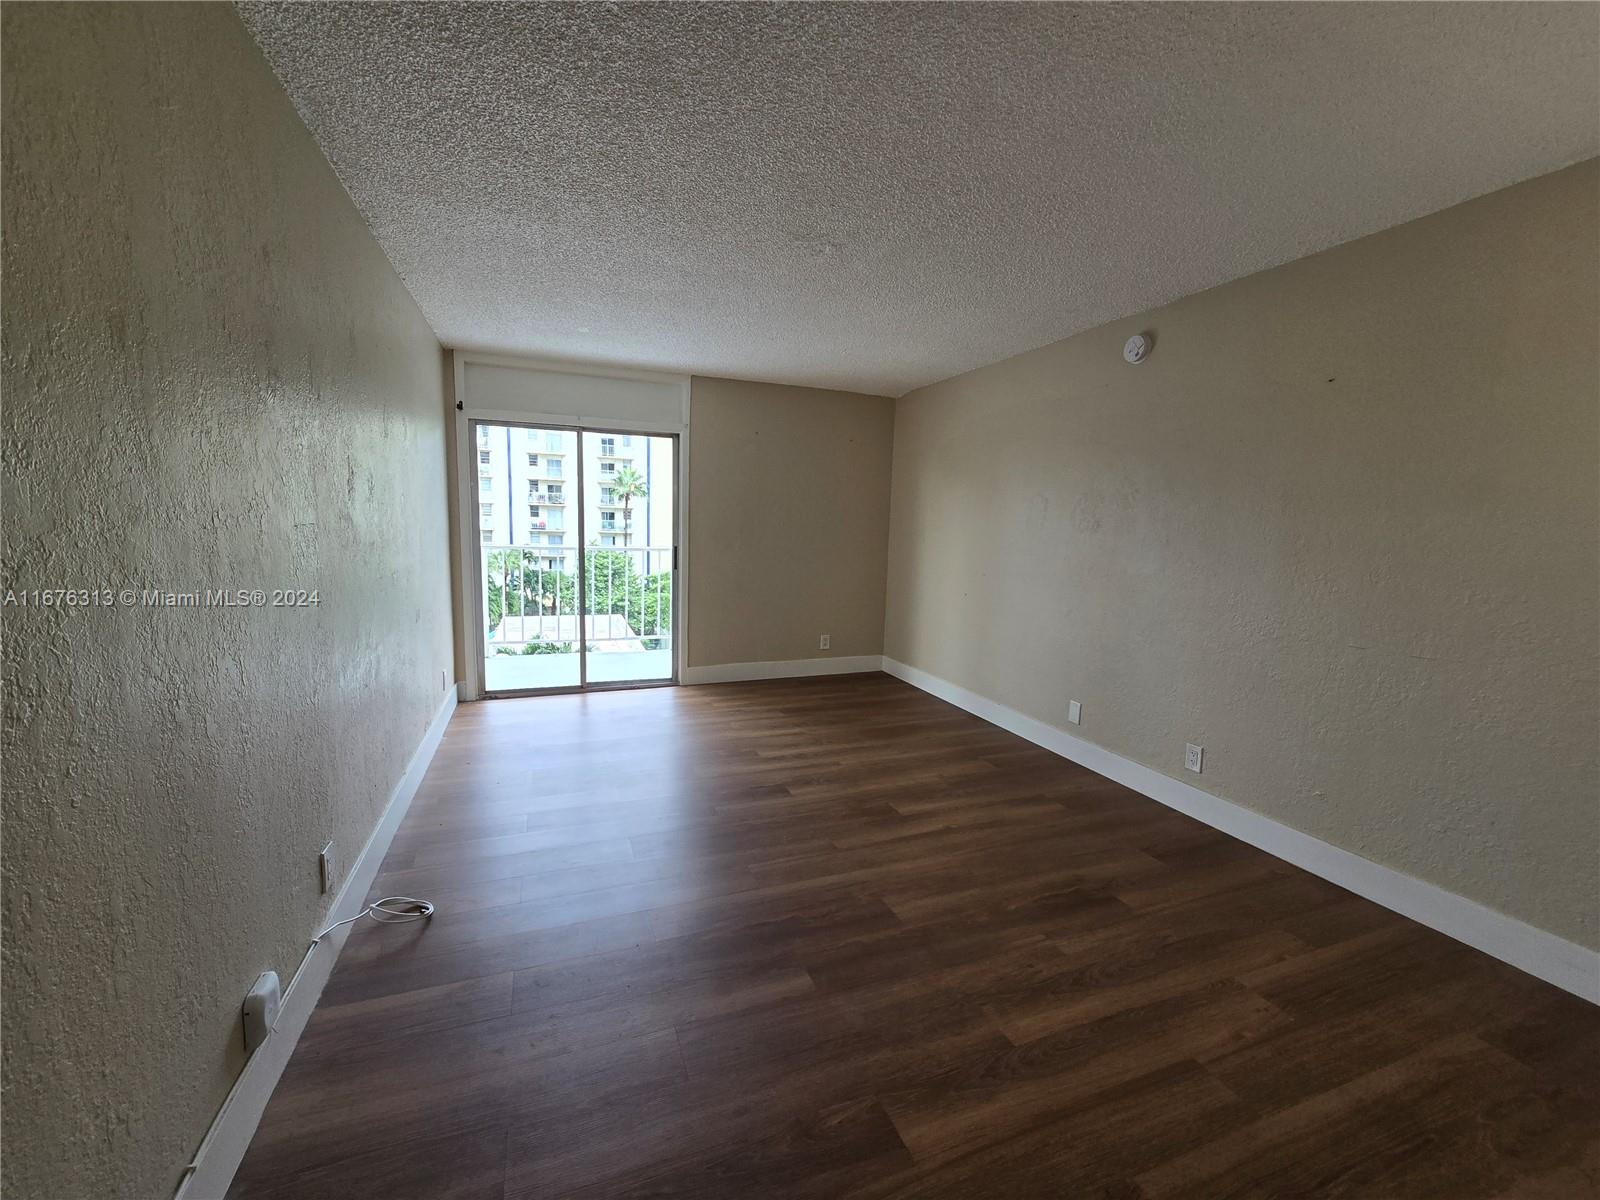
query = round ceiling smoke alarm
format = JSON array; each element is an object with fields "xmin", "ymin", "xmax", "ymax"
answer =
[{"xmin": 1123, "ymin": 333, "xmax": 1153, "ymax": 365}]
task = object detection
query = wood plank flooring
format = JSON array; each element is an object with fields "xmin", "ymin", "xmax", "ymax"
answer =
[{"xmin": 228, "ymin": 674, "xmax": 1600, "ymax": 1199}]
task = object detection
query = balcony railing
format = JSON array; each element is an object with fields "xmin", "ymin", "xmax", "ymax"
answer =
[{"xmin": 482, "ymin": 543, "xmax": 673, "ymax": 656}]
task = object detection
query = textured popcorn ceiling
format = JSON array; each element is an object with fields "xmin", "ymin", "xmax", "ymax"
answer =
[{"xmin": 238, "ymin": 2, "xmax": 1599, "ymax": 397}]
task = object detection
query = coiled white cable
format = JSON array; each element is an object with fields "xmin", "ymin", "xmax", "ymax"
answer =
[{"xmin": 311, "ymin": 895, "xmax": 435, "ymax": 945}]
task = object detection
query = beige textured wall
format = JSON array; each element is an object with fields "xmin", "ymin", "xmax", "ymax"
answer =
[
  {"xmin": 886, "ymin": 160, "xmax": 1600, "ymax": 949},
  {"xmin": 1, "ymin": 6, "xmax": 455, "ymax": 1198},
  {"xmin": 688, "ymin": 377, "xmax": 894, "ymax": 667}
]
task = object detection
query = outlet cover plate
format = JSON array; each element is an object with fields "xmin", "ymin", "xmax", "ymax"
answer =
[
  {"xmin": 242, "ymin": 970, "xmax": 281, "ymax": 1054},
  {"xmin": 1184, "ymin": 743, "xmax": 1204, "ymax": 774},
  {"xmin": 319, "ymin": 842, "xmax": 336, "ymax": 894}
]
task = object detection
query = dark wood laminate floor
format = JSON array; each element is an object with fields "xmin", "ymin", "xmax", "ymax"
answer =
[{"xmin": 229, "ymin": 674, "xmax": 1600, "ymax": 1200}]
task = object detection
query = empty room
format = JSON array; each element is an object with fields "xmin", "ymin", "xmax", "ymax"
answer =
[{"xmin": 3, "ymin": 3, "xmax": 1598, "ymax": 1198}]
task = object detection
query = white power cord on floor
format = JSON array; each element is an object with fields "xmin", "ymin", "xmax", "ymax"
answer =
[
  {"xmin": 311, "ymin": 895, "xmax": 436, "ymax": 945},
  {"xmin": 172, "ymin": 894, "xmax": 439, "ymax": 1198}
]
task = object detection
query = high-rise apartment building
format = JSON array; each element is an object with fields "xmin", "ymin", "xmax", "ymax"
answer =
[{"xmin": 475, "ymin": 425, "xmax": 672, "ymax": 559}]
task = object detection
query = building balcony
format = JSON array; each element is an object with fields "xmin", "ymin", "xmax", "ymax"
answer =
[{"xmin": 481, "ymin": 542, "xmax": 674, "ymax": 692}]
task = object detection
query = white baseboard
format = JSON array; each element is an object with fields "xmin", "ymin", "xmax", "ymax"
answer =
[
  {"xmin": 882, "ymin": 656, "xmax": 1599, "ymax": 1005},
  {"xmin": 681, "ymin": 654, "xmax": 885, "ymax": 685},
  {"xmin": 174, "ymin": 685, "xmax": 459, "ymax": 1199}
]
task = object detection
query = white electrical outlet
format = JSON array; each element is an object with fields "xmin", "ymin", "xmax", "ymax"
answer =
[
  {"xmin": 442, "ymin": 669, "xmax": 448, "ymax": 693},
  {"xmin": 242, "ymin": 970, "xmax": 281, "ymax": 1054},
  {"xmin": 1067, "ymin": 700, "xmax": 1082, "ymax": 725},
  {"xmin": 819, "ymin": 634, "xmax": 831, "ymax": 650},
  {"xmin": 319, "ymin": 842, "xmax": 336, "ymax": 894},
  {"xmin": 1184, "ymin": 743, "xmax": 1204, "ymax": 774}
]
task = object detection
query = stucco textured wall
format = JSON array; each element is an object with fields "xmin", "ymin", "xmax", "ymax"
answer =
[
  {"xmin": 1, "ymin": 5, "xmax": 454, "ymax": 1198},
  {"xmin": 689, "ymin": 377, "xmax": 894, "ymax": 666},
  {"xmin": 886, "ymin": 161, "xmax": 1600, "ymax": 950}
]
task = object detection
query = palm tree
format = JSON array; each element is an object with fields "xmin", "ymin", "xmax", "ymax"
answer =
[{"xmin": 609, "ymin": 464, "xmax": 649, "ymax": 546}]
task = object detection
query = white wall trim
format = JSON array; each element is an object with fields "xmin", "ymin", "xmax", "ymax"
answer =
[
  {"xmin": 450, "ymin": 347, "xmax": 693, "ymax": 390},
  {"xmin": 881, "ymin": 656, "xmax": 1599, "ymax": 1005},
  {"xmin": 682, "ymin": 655, "xmax": 885, "ymax": 685},
  {"xmin": 173, "ymin": 685, "xmax": 459, "ymax": 1199}
]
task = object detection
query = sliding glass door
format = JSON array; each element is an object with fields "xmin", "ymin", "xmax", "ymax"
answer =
[
  {"xmin": 581, "ymin": 430, "xmax": 675, "ymax": 684},
  {"xmin": 476, "ymin": 423, "xmax": 582, "ymax": 691},
  {"xmin": 474, "ymin": 421, "xmax": 676, "ymax": 694}
]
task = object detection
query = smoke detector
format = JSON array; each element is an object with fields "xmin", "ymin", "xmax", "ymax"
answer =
[{"xmin": 1123, "ymin": 333, "xmax": 1153, "ymax": 364}]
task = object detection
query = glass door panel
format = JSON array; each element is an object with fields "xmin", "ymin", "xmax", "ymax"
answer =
[
  {"xmin": 477, "ymin": 423, "xmax": 582, "ymax": 692},
  {"xmin": 582, "ymin": 431, "xmax": 675, "ymax": 684}
]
